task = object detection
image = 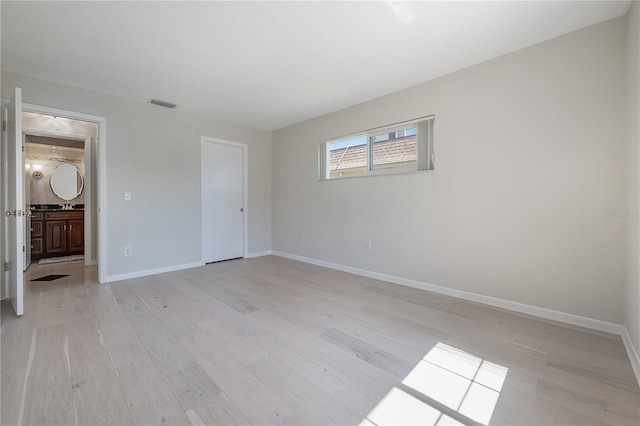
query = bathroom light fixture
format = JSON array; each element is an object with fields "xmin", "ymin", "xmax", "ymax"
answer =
[
  {"xmin": 148, "ymin": 98, "xmax": 177, "ymax": 109},
  {"xmin": 32, "ymin": 164, "xmax": 43, "ymax": 179}
]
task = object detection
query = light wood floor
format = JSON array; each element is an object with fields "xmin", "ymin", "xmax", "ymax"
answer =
[{"xmin": 1, "ymin": 256, "xmax": 638, "ymax": 425}]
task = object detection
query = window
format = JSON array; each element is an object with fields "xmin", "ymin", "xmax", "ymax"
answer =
[{"xmin": 319, "ymin": 116, "xmax": 434, "ymax": 180}]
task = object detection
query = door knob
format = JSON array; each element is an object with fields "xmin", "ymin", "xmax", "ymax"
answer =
[{"xmin": 5, "ymin": 209, "xmax": 31, "ymax": 217}]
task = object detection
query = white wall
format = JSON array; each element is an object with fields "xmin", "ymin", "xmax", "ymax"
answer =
[
  {"xmin": 1, "ymin": 71, "xmax": 272, "ymax": 279},
  {"xmin": 625, "ymin": 1, "xmax": 640, "ymax": 362},
  {"xmin": 272, "ymin": 17, "xmax": 627, "ymax": 324}
]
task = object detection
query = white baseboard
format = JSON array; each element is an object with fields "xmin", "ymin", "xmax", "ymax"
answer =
[
  {"xmin": 245, "ymin": 250, "xmax": 273, "ymax": 259},
  {"xmin": 272, "ymin": 251, "xmax": 640, "ymax": 387},
  {"xmin": 271, "ymin": 251, "xmax": 624, "ymax": 335},
  {"xmin": 105, "ymin": 261, "xmax": 204, "ymax": 283},
  {"xmin": 622, "ymin": 327, "xmax": 640, "ymax": 387}
]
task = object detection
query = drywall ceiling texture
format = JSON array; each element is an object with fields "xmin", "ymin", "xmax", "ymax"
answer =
[
  {"xmin": 626, "ymin": 1, "xmax": 640, "ymax": 359},
  {"xmin": 1, "ymin": 71, "xmax": 272, "ymax": 279},
  {"xmin": 272, "ymin": 17, "xmax": 627, "ymax": 324},
  {"xmin": 0, "ymin": 1, "xmax": 631, "ymax": 131}
]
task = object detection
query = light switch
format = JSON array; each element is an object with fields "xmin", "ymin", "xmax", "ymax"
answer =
[{"xmin": 124, "ymin": 191, "xmax": 132, "ymax": 201}]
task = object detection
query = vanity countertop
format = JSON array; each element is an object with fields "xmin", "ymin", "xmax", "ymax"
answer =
[
  {"xmin": 32, "ymin": 208, "xmax": 84, "ymax": 212},
  {"xmin": 31, "ymin": 204, "xmax": 84, "ymax": 212}
]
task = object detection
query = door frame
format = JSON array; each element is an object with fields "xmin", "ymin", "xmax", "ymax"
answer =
[
  {"xmin": 200, "ymin": 137, "xmax": 248, "ymax": 263},
  {"xmin": 2, "ymin": 104, "xmax": 9, "ymax": 300},
  {"xmin": 23, "ymin": 133, "xmax": 30, "ymax": 271},
  {"xmin": 21, "ymin": 102, "xmax": 107, "ymax": 283},
  {"xmin": 22, "ymin": 127, "xmax": 94, "ymax": 266}
]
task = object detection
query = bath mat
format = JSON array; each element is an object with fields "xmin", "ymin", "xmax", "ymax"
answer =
[{"xmin": 38, "ymin": 255, "xmax": 84, "ymax": 265}]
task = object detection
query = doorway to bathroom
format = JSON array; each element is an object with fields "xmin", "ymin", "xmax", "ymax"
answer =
[
  {"xmin": 3, "ymin": 88, "xmax": 107, "ymax": 316},
  {"xmin": 22, "ymin": 112, "xmax": 98, "ymax": 278},
  {"xmin": 24, "ymin": 130, "xmax": 90, "ymax": 263}
]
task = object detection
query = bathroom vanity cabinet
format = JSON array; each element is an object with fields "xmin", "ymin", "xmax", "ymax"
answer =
[{"xmin": 31, "ymin": 210, "xmax": 84, "ymax": 260}]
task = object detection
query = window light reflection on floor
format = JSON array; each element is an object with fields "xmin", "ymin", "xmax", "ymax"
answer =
[
  {"xmin": 361, "ymin": 343, "xmax": 508, "ymax": 426},
  {"xmin": 364, "ymin": 387, "xmax": 442, "ymax": 426}
]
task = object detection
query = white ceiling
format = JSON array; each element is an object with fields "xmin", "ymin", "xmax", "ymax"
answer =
[{"xmin": 1, "ymin": 1, "xmax": 631, "ymax": 131}]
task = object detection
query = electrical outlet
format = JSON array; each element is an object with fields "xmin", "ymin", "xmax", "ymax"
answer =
[
  {"xmin": 124, "ymin": 191, "xmax": 132, "ymax": 201},
  {"xmin": 124, "ymin": 246, "xmax": 132, "ymax": 257},
  {"xmin": 364, "ymin": 241, "xmax": 372, "ymax": 252}
]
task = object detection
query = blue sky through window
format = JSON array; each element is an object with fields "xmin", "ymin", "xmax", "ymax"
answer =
[{"xmin": 329, "ymin": 136, "xmax": 367, "ymax": 151}]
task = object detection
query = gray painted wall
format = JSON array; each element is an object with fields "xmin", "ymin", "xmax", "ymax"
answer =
[
  {"xmin": 625, "ymin": 1, "xmax": 640, "ymax": 363},
  {"xmin": 272, "ymin": 17, "xmax": 627, "ymax": 324},
  {"xmin": 1, "ymin": 71, "xmax": 272, "ymax": 279}
]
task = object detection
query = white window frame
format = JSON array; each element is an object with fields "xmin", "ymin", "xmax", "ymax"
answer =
[{"xmin": 319, "ymin": 115, "xmax": 434, "ymax": 180}]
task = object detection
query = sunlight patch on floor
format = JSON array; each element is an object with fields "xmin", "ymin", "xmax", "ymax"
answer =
[
  {"xmin": 362, "ymin": 342, "xmax": 508, "ymax": 425},
  {"xmin": 365, "ymin": 387, "xmax": 441, "ymax": 425}
]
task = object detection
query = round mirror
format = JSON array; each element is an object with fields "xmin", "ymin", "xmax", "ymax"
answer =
[{"xmin": 50, "ymin": 163, "xmax": 84, "ymax": 201}]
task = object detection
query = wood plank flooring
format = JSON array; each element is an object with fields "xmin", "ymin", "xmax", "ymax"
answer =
[{"xmin": 1, "ymin": 256, "xmax": 638, "ymax": 425}]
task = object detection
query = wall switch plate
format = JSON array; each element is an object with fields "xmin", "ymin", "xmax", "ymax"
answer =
[
  {"xmin": 364, "ymin": 241, "xmax": 372, "ymax": 252},
  {"xmin": 124, "ymin": 246, "xmax": 132, "ymax": 256},
  {"xmin": 124, "ymin": 191, "xmax": 132, "ymax": 201}
]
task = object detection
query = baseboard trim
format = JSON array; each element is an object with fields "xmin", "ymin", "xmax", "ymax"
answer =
[
  {"xmin": 245, "ymin": 250, "xmax": 273, "ymax": 259},
  {"xmin": 272, "ymin": 250, "xmax": 640, "ymax": 386},
  {"xmin": 622, "ymin": 327, "xmax": 640, "ymax": 387},
  {"xmin": 105, "ymin": 261, "xmax": 204, "ymax": 283},
  {"xmin": 271, "ymin": 251, "xmax": 624, "ymax": 335}
]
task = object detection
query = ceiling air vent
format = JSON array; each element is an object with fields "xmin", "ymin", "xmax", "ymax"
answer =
[{"xmin": 147, "ymin": 98, "xmax": 177, "ymax": 109}]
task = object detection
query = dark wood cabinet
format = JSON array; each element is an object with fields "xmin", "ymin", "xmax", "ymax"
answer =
[
  {"xmin": 46, "ymin": 220, "xmax": 68, "ymax": 254},
  {"xmin": 31, "ymin": 238, "xmax": 42, "ymax": 255},
  {"xmin": 30, "ymin": 212, "xmax": 43, "ymax": 257},
  {"xmin": 31, "ymin": 210, "xmax": 84, "ymax": 260},
  {"xmin": 68, "ymin": 219, "xmax": 85, "ymax": 252}
]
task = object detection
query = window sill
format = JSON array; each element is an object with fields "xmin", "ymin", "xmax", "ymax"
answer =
[{"xmin": 318, "ymin": 168, "xmax": 434, "ymax": 182}]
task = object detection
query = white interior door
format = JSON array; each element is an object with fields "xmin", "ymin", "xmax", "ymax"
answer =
[
  {"xmin": 6, "ymin": 87, "xmax": 24, "ymax": 316},
  {"xmin": 202, "ymin": 140, "xmax": 244, "ymax": 263}
]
